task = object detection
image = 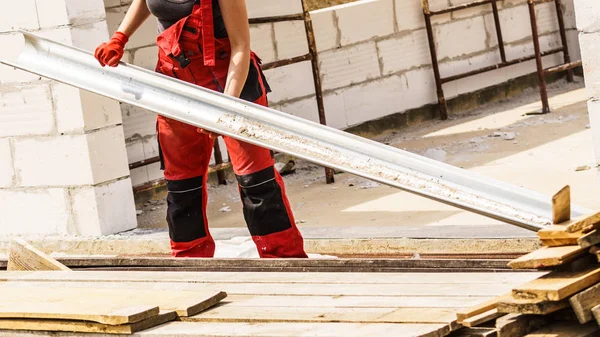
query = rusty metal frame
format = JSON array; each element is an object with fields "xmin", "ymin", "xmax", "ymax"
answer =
[
  {"xmin": 128, "ymin": 0, "xmax": 335, "ymax": 187},
  {"xmin": 422, "ymin": 0, "xmax": 582, "ymax": 120}
]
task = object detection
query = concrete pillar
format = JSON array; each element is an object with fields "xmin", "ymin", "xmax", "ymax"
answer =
[
  {"xmin": 0, "ymin": 0, "xmax": 137, "ymax": 236},
  {"xmin": 574, "ymin": 0, "xmax": 600, "ymax": 165}
]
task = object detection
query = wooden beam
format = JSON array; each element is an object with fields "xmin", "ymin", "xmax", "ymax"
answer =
[
  {"xmin": 497, "ymin": 297, "xmax": 569, "ymax": 315},
  {"xmin": 457, "ymin": 294, "xmax": 510, "ymax": 323},
  {"xmin": 565, "ymin": 212, "xmax": 600, "ymax": 233},
  {"xmin": 0, "ymin": 310, "xmax": 176, "ymax": 334},
  {"xmin": 7, "ymin": 238, "xmax": 69, "ymax": 271},
  {"xmin": 461, "ymin": 309, "xmax": 504, "ymax": 328},
  {"xmin": 521, "ymin": 321, "xmax": 599, "ymax": 337},
  {"xmin": 507, "ymin": 246, "xmax": 587, "ymax": 269},
  {"xmin": 512, "ymin": 265, "xmax": 600, "ymax": 301},
  {"xmin": 569, "ymin": 282, "xmax": 600, "ymax": 324},
  {"xmin": 592, "ymin": 305, "xmax": 600, "ymax": 327},
  {"xmin": 538, "ymin": 226, "xmax": 582, "ymax": 240},
  {"xmin": 552, "ymin": 185, "xmax": 571, "ymax": 224},
  {"xmin": 494, "ymin": 314, "xmax": 549, "ymax": 337},
  {"xmin": 540, "ymin": 238, "xmax": 579, "ymax": 247},
  {"xmin": 451, "ymin": 327, "xmax": 498, "ymax": 337},
  {"xmin": 0, "ymin": 285, "xmax": 226, "ymax": 319},
  {"xmin": 578, "ymin": 230, "xmax": 600, "ymax": 249}
]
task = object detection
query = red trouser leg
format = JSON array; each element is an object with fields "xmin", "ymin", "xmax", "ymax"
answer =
[
  {"xmin": 157, "ymin": 116, "xmax": 215, "ymax": 257},
  {"xmin": 223, "ymin": 95, "xmax": 308, "ymax": 258}
]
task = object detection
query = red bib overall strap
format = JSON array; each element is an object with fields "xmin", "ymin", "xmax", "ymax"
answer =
[
  {"xmin": 156, "ymin": 0, "xmax": 216, "ymax": 67},
  {"xmin": 199, "ymin": 0, "xmax": 215, "ymax": 67}
]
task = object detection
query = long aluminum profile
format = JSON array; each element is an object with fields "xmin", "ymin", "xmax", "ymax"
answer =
[{"xmin": 1, "ymin": 32, "xmax": 591, "ymax": 231}]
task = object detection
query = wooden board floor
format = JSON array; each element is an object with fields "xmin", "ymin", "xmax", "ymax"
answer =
[{"xmin": 0, "ymin": 271, "xmax": 542, "ymax": 337}]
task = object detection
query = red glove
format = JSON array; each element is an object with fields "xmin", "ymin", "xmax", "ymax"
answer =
[{"xmin": 94, "ymin": 32, "xmax": 129, "ymax": 67}]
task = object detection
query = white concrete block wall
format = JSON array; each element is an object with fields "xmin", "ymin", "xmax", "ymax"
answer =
[
  {"xmin": 107, "ymin": 0, "xmax": 581, "ymax": 187},
  {"xmin": 0, "ymin": 0, "xmax": 136, "ymax": 236},
  {"xmin": 574, "ymin": 0, "xmax": 600, "ymax": 164}
]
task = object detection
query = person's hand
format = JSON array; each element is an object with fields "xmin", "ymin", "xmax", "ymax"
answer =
[
  {"xmin": 197, "ymin": 128, "xmax": 221, "ymax": 139},
  {"xmin": 94, "ymin": 32, "xmax": 129, "ymax": 67}
]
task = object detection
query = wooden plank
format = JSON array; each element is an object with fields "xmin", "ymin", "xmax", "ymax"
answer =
[
  {"xmin": 0, "ymin": 286, "xmax": 225, "ymax": 318},
  {"xmin": 7, "ymin": 238, "xmax": 69, "ymax": 271},
  {"xmin": 451, "ymin": 327, "xmax": 498, "ymax": 337},
  {"xmin": 0, "ymin": 271, "xmax": 544, "ymax": 285},
  {"xmin": 537, "ymin": 226, "xmax": 582, "ymax": 240},
  {"xmin": 187, "ymin": 305, "xmax": 460, "ymax": 324},
  {"xmin": 540, "ymin": 238, "xmax": 579, "ymax": 247},
  {"xmin": 592, "ymin": 305, "xmax": 600, "ymax": 327},
  {"xmin": 0, "ymin": 279, "xmax": 515, "ymax": 297},
  {"xmin": 565, "ymin": 212, "xmax": 600, "ymax": 233},
  {"xmin": 577, "ymin": 230, "xmax": 600, "ymax": 248},
  {"xmin": 52, "ymin": 257, "xmax": 518, "ymax": 272},
  {"xmin": 130, "ymin": 321, "xmax": 453, "ymax": 337},
  {"xmin": 507, "ymin": 246, "xmax": 586, "ymax": 269},
  {"xmin": 497, "ymin": 297, "xmax": 570, "ymax": 315},
  {"xmin": 221, "ymin": 294, "xmax": 490, "ymax": 309},
  {"xmin": 552, "ymin": 185, "xmax": 571, "ymax": 224},
  {"xmin": 521, "ymin": 321, "xmax": 599, "ymax": 337},
  {"xmin": 569, "ymin": 282, "xmax": 600, "ymax": 324},
  {"xmin": 512, "ymin": 265, "xmax": 600, "ymax": 301},
  {"xmin": 0, "ymin": 302, "xmax": 158, "ymax": 326},
  {"xmin": 495, "ymin": 314, "xmax": 549, "ymax": 337},
  {"xmin": 456, "ymin": 294, "xmax": 510, "ymax": 323},
  {"xmin": 0, "ymin": 310, "xmax": 176, "ymax": 334},
  {"xmin": 461, "ymin": 309, "xmax": 504, "ymax": 328}
]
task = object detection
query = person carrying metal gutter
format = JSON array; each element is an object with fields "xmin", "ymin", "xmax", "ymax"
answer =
[{"xmin": 94, "ymin": 0, "xmax": 308, "ymax": 259}]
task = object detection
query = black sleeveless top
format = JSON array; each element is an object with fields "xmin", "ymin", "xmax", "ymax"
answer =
[{"xmin": 146, "ymin": 0, "xmax": 228, "ymax": 38}]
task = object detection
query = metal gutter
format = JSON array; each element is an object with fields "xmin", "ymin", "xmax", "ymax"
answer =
[{"xmin": 1, "ymin": 32, "xmax": 591, "ymax": 231}]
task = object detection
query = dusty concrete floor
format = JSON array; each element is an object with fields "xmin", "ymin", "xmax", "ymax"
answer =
[{"xmin": 136, "ymin": 78, "xmax": 599, "ymax": 240}]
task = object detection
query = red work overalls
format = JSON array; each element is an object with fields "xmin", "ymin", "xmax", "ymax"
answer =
[{"xmin": 154, "ymin": 0, "xmax": 307, "ymax": 258}]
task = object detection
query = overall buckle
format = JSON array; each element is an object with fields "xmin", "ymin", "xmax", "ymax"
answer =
[{"xmin": 171, "ymin": 53, "xmax": 191, "ymax": 68}]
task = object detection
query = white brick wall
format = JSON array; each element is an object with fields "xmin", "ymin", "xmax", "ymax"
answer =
[
  {"xmin": 53, "ymin": 82, "xmax": 123, "ymax": 133},
  {"xmin": 0, "ymin": 84, "xmax": 55, "ymax": 137},
  {"xmin": 0, "ymin": 189, "xmax": 70, "ymax": 235},
  {"xmin": 335, "ymin": 0, "xmax": 395, "ymax": 46},
  {"xmin": 0, "ymin": 139, "xmax": 15, "ymax": 188},
  {"xmin": 311, "ymin": 9, "xmax": 338, "ymax": 51},
  {"xmin": 250, "ymin": 24, "xmax": 276, "ymax": 63},
  {"xmin": 377, "ymin": 29, "xmax": 431, "ymax": 75},
  {"xmin": 71, "ymin": 178, "xmax": 137, "ymax": 236},
  {"xmin": 1, "ymin": 0, "xmax": 136, "ymax": 236},
  {"xmin": 265, "ymin": 62, "xmax": 316, "ymax": 103},
  {"xmin": 319, "ymin": 42, "xmax": 381, "ymax": 90},
  {"xmin": 0, "ymin": 0, "xmax": 39, "ymax": 33},
  {"xmin": 574, "ymin": 0, "xmax": 600, "ymax": 33},
  {"xmin": 435, "ymin": 16, "xmax": 488, "ymax": 59},
  {"xmin": 274, "ymin": 21, "xmax": 309, "ymax": 60}
]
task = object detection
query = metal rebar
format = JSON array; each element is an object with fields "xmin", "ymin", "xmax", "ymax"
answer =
[
  {"xmin": 6, "ymin": 31, "xmax": 595, "ymax": 232},
  {"xmin": 491, "ymin": 0, "xmax": 507, "ymax": 63},
  {"xmin": 441, "ymin": 47, "xmax": 564, "ymax": 84},
  {"xmin": 302, "ymin": 0, "xmax": 335, "ymax": 184},
  {"xmin": 553, "ymin": 0, "xmax": 574, "ymax": 82},
  {"xmin": 249, "ymin": 14, "xmax": 304, "ymax": 24},
  {"xmin": 544, "ymin": 60, "xmax": 582, "ymax": 74},
  {"xmin": 261, "ymin": 54, "xmax": 312, "ymax": 71},
  {"xmin": 528, "ymin": 0, "xmax": 550, "ymax": 114},
  {"xmin": 423, "ymin": 11, "xmax": 448, "ymax": 120},
  {"xmin": 129, "ymin": 157, "xmax": 161, "ymax": 170}
]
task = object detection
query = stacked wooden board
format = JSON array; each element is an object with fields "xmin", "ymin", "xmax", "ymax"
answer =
[
  {"xmin": 0, "ymin": 285, "xmax": 226, "ymax": 334},
  {"xmin": 0, "ymin": 270, "xmax": 542, "ymax": 337},
  {"xmin": 452, "ymin": 206, "xmax": 600, "ymax": 336}
]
